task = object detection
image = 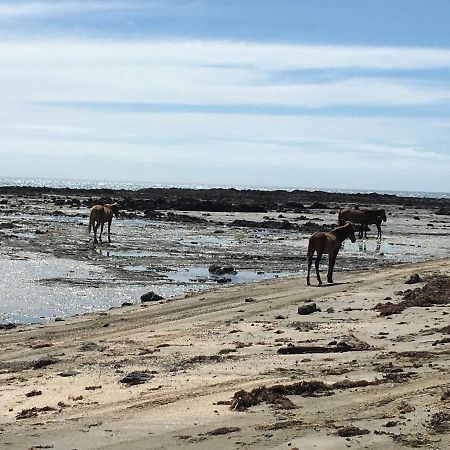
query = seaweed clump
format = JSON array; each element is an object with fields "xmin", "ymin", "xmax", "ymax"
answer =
[
  {"xmin": 230, "ymin": 379, "xmax": 380, "ymax": 411},
  {"xmin": 374, "ymin": 275, "xmax": 450, "ymax": 316}
]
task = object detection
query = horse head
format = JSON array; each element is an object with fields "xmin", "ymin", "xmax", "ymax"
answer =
[
  {"xmin": 110, "ymin": 202, "xmax": 120, "ymax": 218},
  {"xmin": 379, "ymin": 209, "xmax": 387, "ymax": 222},
  {"xmin": 345, "ymin": 221, "xmax": 357, "ymax": 243}
]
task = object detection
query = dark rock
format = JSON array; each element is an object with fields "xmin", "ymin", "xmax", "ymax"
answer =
[
  {"xmin": 245, "ymin": 298, "xmax": 256, "ymax": 303},
  {"xmin": 140, "ymin": 291, "xmax": 164, "ymax": 302},
  {"xmin": 0, "ymin": 323, "xmax": 17, "ymax": 330},
  {"xmin": 385, "ymin": 420, "xmax": 398, "ymax": 427},
  {"xmin": 121, "ymin": 302, "xmax": 133, "ymax": 307},
  {"xmin": 33, "ymin": 357, "xmax": 59, "ymax": 369},
  {"xmin": 405, "ymin": 273, "xmax": 422, "ymax": 284},
  {"xmin": 309, "ymin": 202, "xmax": 329, "ymax": 209},
  {"xmin": 208, "ymin": 264, "xmax": 237, "ymax": 275},
  {"xmin": 216, "ymin": 278, "xmax": 232, "ymax": 284},
  {"xmin": 436, "ymin": 207, "xmax": 450, "ymax": 215},
  {"xmin": 119, "ymin": 371, "xmax": 154, "ymax": 385},
  {"xmin": 298, "ymin": 303, "xmax": 319, "ymax": 315}
]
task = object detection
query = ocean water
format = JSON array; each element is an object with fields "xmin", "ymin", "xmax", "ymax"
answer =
[{"xmin": 0, "ymin": 176, "xmax": 448, "ymax": 199}]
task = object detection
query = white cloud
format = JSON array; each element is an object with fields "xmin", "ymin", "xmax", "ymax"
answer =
[
  {"xmin": 1, "ymin": 38, "xmax": 450, "ymax": 191},
  {"xmin": 0, "ymin": 1, "xmax": 147, "ymax": 19},
  {"xmin": 1, "ymin": 40, "xmax": 450, "ymax": 109}
]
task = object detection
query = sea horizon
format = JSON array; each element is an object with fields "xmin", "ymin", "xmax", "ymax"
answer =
[{"xmin": 0, "ymin": 175, "xmax": 448, "ymax": 199}]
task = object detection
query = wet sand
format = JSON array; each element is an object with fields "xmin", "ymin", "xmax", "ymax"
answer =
[{"xmin": 0, "ymin": 188, "xmax": 449, "ymax": 449}]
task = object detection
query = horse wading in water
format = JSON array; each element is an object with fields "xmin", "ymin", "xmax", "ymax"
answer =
[
  {"xmin": 338, "ymin": 208, "xmax": 387, "ymax": 239},
  {"xmin": 306, "ymin": 221, "xmax": 356, "ymax": 286},
  {"xmin": 88, "ymin": 203, "xmax": 120, "ymax": 244}
]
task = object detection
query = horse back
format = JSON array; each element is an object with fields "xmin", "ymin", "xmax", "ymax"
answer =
[
  {"xmin": 308, "ymin": 231, "xmax": 337, "ymax": 254},
  {"xmin": 90, "ymin": 205, "xmax": 112, "ymax": 223}
]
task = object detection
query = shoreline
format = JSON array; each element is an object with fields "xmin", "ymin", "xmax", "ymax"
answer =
[
  {"xmin": 1, "ymin": 186, "xmax": 449, "ymax": 324},
  {"xmin": 0, "ymin": 258, "xmax": 449, "ymax": 449}
]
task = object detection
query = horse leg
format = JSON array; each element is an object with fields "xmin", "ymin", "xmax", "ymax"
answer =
[
  {"xmin": 108, "ymin": 220, "xmax": 112, "ymax": 243},
  {"xmin": 306, "ymin": 250, "xmax": 314, "ymax": 286},
  {"xmin": 315, "ymin": 251, "xmax": 323, "ymax": 285},
  {"xmin": 376, "ymin": 222, "xmax": 382, "ymax": 239},
  {"xmin": 327, "ymin": 250, "xmax": 338, "ymax": 284},
  {"xmin": 99, "ymin": 223, "xmax": 104, "ymax": 242},
  {"xmin": 363, "ymin": 222, "xmax": 368, "ymax": 239},
  {"xmin": 358, "ymin": 223, "xmax": 363, "ymax": 239},
  {"xmin": 93, "ymin": 222, "xmax": 99, "ymax": 243}
]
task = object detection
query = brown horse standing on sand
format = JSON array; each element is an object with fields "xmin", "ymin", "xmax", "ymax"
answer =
[
  {"xmin": 338, "ymin": 208, "xmax": 387, "ymax": 239},
  {"xmin": 306, "ymin": 221, "xmax": 356, "ymax": 286},
  {"xmin": 88, "ymin": 203, "xmax": 120, "ymax": 244}
]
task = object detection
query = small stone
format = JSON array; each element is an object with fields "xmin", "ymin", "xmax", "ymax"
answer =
[
  {"xmin": 140, "ymin": 291, "xmax": 164, "ymax": 302},
  {"xmin": 298, "ymin": 303, "xmax": 319, "ymax": 315},
  {"xmin": 119, "ymin": 371, "xmax": 154, "ymax": 385},
  {"xmin": 404, "ymin": 273, "xmax": 422, "ymax": 284},
  {"xmin": 384, "ymin": 421, "xmax": 398, "ymax": 427}
]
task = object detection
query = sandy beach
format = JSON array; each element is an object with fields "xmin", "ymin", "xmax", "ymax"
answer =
[
  {"xmin": 1, "ymin": 254, "xmax": 449, "ymax": 449},
  {"xmin": 0, "ymin": 187, "xmax": 449, "ymax": 449}
]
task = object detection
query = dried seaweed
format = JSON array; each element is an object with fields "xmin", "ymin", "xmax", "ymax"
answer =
[
  {"xmin": 229, "ymin": 378, "xmax": 380, "ymax": 411},
  {"xmin": 374, "ymin": 275, "xmax": 450, "ymax": 316}
]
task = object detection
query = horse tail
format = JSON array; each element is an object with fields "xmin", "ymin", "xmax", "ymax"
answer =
[
  {"xmin": 306, "ymin": 237, "xmax": 314, "ymax": 260},
  {"xmin": 88, "ymin": 209, "xmax": 94, "ymax": 234}
]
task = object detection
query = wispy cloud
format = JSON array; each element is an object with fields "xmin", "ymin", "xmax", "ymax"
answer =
[
  {"xmin": 0, "ymin": 1, "xmax": 148, "ymax": 19},
  {"xmin": 2, "ymin": 40, "xmax": 450, "ymax": 110}
]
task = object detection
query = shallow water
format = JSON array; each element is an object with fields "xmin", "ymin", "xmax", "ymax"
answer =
[{"xmin": 0, "ymin": 204, "xmax": 449, "ymax": 324}]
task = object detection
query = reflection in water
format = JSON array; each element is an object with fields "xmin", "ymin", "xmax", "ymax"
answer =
[{"xmin": 358, "ymin": 240, "xmax": 381, "ymax": 253}]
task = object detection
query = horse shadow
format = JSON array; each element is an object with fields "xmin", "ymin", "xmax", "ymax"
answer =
[{"xmin": 314, "ymin": 281, "xmax": 348, "ymax": 287}]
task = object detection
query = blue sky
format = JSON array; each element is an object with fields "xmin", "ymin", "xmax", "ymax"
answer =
[{"xmin": 1, "ymin": 1, "xmax": 450, "ymax": 192}]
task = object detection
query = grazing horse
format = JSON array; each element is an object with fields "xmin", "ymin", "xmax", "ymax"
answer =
[
  {"xmin": 306, "ymin": 222, "xmax": 356, "ymax": 286},
  {"xmin": 338, "ymin": 208, "xmax": 387, "ymax": 239},
  {"xmin": 88, "ymin": 203, "xmax": 120, "ymax": 244}
]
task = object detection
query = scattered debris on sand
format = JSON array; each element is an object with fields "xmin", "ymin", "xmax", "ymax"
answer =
[
  {"xmin": 428, "ymin": 411, "xmax": 450, "ymax": 433},
  {"xmin": 374, "ymin": 275, "xmax": 450, "ymax": 316},
  {"xmin": 255, "ymin": 420, "xmax": 303, "ymax": 431},
  {"xmin": 229, "ymin": 378, "xmax": 382, "ymax": 411},
  {"xmin": 16, "ymin": 406, "xmax": 56, "ymax": 420},
  {"xmin": 206, "ymin": 426, "xmax": 241, "ymax": 436},
  {"xmin": 337, "ymin": 425, "xmax": 370, "ymax": 437},
  {"xmin": 278, "ymin": 335, "xmax": 371, "ymax": 354}
]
